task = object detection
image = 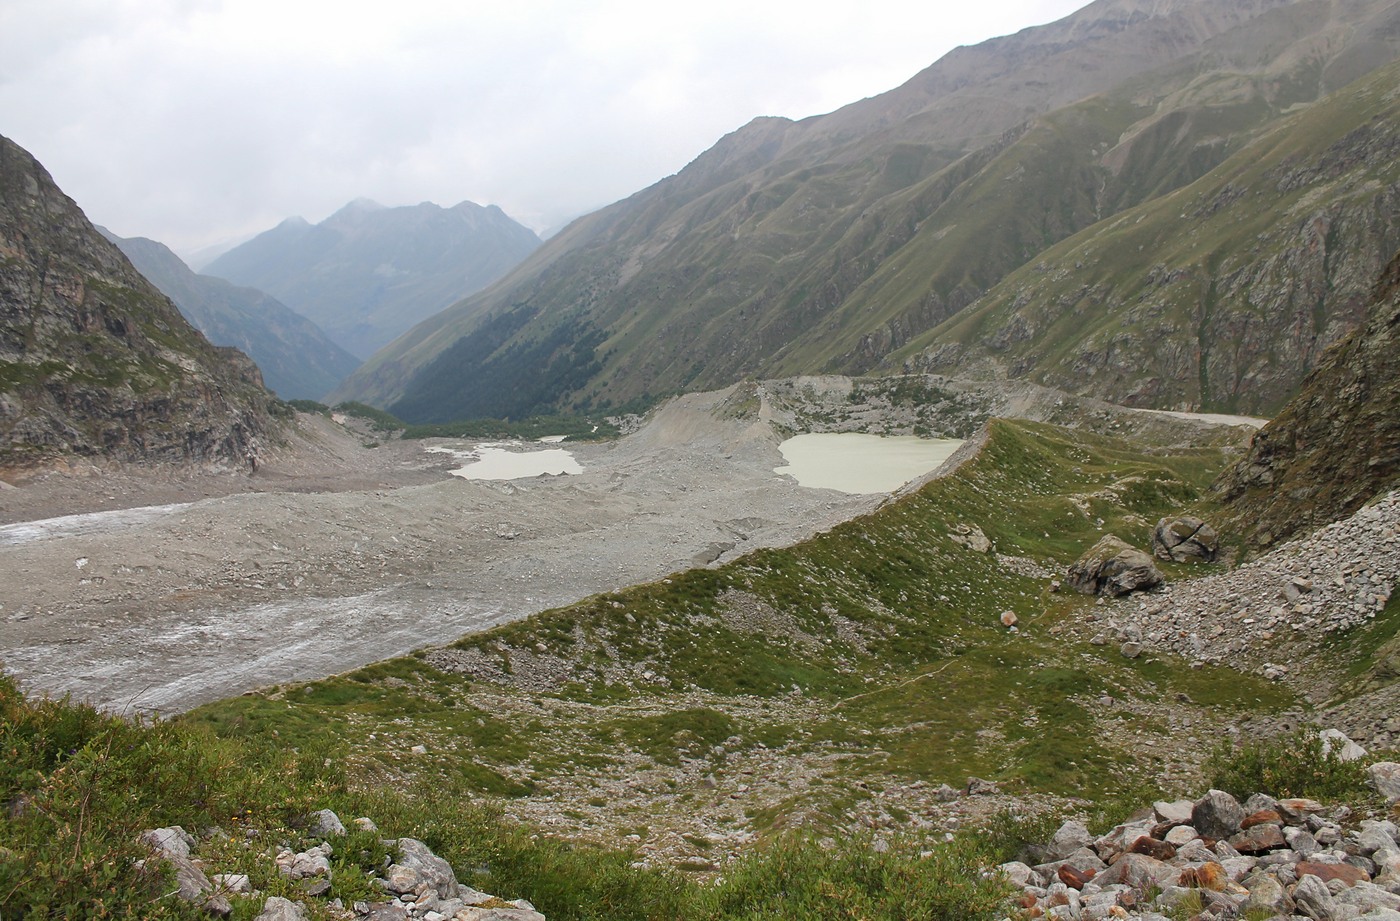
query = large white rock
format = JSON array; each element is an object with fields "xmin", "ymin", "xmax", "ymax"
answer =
[
  {"xmin": 1370, "ymin": 762, "xmax": 1400, "ymax": 804},
  {"xmin": 1320, "ymin": 729, "xmax": 1367, "ymax": 762}
]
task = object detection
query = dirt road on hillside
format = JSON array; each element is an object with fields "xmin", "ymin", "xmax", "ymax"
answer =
[{"xmin": 0, "ymin": 392, "xmax": 881, "ymax": 714}]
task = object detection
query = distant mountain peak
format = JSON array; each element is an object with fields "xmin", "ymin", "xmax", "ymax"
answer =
[{"xmin": 205, "ymin": 198, "xmax": 541, "ymax": 359}]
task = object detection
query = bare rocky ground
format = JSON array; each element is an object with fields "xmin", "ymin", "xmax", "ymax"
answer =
[{"xmin": 0, "ymin": 391, "xmax": 882, "ymax": 715}]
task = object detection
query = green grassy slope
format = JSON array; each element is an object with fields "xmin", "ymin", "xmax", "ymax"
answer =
[
  {"xmin": 1, "ymin": 660, "xmax": 1017, "ymax": 919},
  {"xmin": 897, "ymin": 59, "xmax": 1400, "ymax": 415}
]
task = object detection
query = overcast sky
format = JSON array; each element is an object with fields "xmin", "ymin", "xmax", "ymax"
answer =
[{"xmin": 2, "ymin": 0, "xmax": 1087, "ymax": 258}]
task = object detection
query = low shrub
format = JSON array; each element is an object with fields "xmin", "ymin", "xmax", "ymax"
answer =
[
  {"xmin": 1204, "ymin": 727, "xmax": 1372, "ymax": 802},
  {"xmin": 693, "ymin": 833, "xmax": 1011, "ymax": 921}
]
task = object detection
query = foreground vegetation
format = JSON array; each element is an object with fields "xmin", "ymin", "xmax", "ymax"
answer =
[
  {"xmin": 4, "ymin": 673, "xmax": 1391, "ymax": 920},
  {"xmin": 0, "ymin": 673, "xmax": 1016, "ymax": 919}
]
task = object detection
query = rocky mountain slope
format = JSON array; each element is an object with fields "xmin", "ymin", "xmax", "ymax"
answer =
[
  {"xmin": 334, "ymin": 0, "xmax": 1400, "ymax": 422},
  {"xmin": 103, "ymin": 231, "xmax": 360, "ymax": 400},
  {"xmin": 205, "ymin": 198, "xmax": 540, "ymax": 359},
  {"xmin": 901, "ymin": 58, "xmax": 1400, "ymax": 415},
  {"xmin": 0, "ymin": 135, "xmax": 273, "ymax": 473},
  {"xmin": 1213, "ymin": 248, "xmax": 1400, "ymax": 548}
]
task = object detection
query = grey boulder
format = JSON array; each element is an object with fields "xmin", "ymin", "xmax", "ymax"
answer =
[
  {"xmin": 1066, "ymin": 535, "xmax": 1164, "ymax": 596},
  {"xmin": 1151, "ymin": 516, "xmax": 1219, "ymax": 562}
]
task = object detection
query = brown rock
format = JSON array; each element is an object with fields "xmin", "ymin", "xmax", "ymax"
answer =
[
  {"xmin": 1126, "ymin": 836, "xmax": 1176, "ymax": 861},
  {"xmin": 1094, "ymin": 820, "xmax": 1157, "ymax": 864},
  {"xmin": 1295, "ymin": 861, "xmax": 1369, "ymax": 887},
  {"xmin": 1058, "ymin": 864, "xmax": 1097, "ymax": 890},
  {"xmin": 1185, "ymin": 861, "xmax": 1229, "ymax": 892},
  {"xmin": 1240, "ymin": 809, "xmax": 1283, "ymax": 829},
  {"xmin": 1229, "ymin": 824, "xmax": 1286, "ymax": 853},
  {"xmin": 1096, "ymin": 853, "xmax": 1177, "ymax": 893}
]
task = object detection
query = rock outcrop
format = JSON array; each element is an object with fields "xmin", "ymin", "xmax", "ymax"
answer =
[
  {"xmin": 0, "ymin": 135, "xmax": 274, "ymax": 473},
  {"xmin": 1215, "ymin": 248, "xmax": 1400, "ymax": 550}
]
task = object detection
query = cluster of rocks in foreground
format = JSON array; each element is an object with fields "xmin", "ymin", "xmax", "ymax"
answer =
[
  {"xmin": 139, "ymin": 809, "xmax": 544, "ymax": 921},
  {"xmin": 1002, "ymin": 759, "xmax": 1400, "ymax": 920}
]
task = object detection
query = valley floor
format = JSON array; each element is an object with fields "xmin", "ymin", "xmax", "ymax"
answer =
[{"xmin": 0, "ymin": 392, "xmax": 880, "ymax": 714}]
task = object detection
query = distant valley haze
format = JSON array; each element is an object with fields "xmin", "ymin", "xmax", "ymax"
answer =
[{"xmin": 0, "ymin": 0, "xmax": 1086, "ymax": 256}]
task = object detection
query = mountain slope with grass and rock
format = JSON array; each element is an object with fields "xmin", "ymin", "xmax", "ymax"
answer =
[
  {"xmin": 0, "ymin": 135, "xmax": 275, "ymax": 476},
  {"xmin": 335, "ymin": 0, "xmax": 1400, "ymax": 422}
]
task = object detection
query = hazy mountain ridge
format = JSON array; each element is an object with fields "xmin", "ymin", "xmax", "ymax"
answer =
[
  {"xmin": 0, "ymin": 136, "xmax": 272, "ymax": 471},
  {"xmin": 205, "ymin": 198, "xmax": 541, "ymax": 359},
  {"xmin": 335, "ymin": 0, "xmax": 1400, "ymax": 421},
  {"xmin": 103, "ymin": 231, "xmax": 361, "ymax": 400}
]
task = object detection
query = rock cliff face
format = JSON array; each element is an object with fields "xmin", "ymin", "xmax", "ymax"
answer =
[
  {"xmin": 0, "ymin": 135, "xmax": 273, "ymax": 472},
  {"xmin": 1213, "ymin": 249, "xmax": 1400, "ymax": 548}
]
